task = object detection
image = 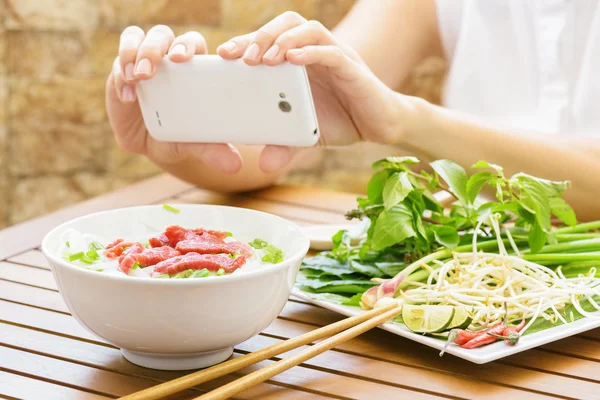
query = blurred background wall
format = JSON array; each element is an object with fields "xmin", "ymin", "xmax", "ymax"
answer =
[{"xmin": 0, "ymin": 0, "xmax": 446, "ymax": 228}]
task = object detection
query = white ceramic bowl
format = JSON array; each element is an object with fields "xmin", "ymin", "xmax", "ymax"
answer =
[{"xmin": 41, "ymin": 205, "xmax": 310, "ymax": 370}]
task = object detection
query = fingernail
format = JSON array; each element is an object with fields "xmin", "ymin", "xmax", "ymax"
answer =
[
  {"xmin": 170, "ymin": 44, "xmax": 186, "ymax": 56},
  {"xmin": 125, "ymin": 63, "xmax": 135, "ymax": 81},
  {"xmin": 122, "ymin": 85, "xmax": 135, "ymax": 102},
  {"xmin": 220, "ymin": 41, "xmax": 236, "ymax": 52},
  {"xmin": 263, "ymin": 44, "xmax": 280, "ymax": 61},
  {"xmin": 135, "ymin": 58, "xmax": 152, "ymax": 75},
  {"xmin": 244, "ymin": 43, "xmax": 260, "ymax": 61},
  {"xmin": 288, "ymin": 48, "xmax": 305, "ymax": 56}
]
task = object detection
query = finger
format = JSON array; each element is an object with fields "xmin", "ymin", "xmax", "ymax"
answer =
[
  {"xmin": 119, "ymin": 26, "xmax": 145, "ymax": 83},
  {"xmin": 218, "ymin": 11, "xmax": 306, "ymax": 64},
  {"xmin": 134, "ymin": 25, "xmax": 175, "ymax": 80},
  {"xmin": 147, "ymin": 139, "xmax": 243, "ymax": 173},
  {"xmin": 111, "ymin": 57, "xmax": 136, "ymax": 103},
  {"xmin": 286, "ymin": 45, "xmax": 361, "ymax": 81},
  {"xmin": 263, "ymin": 20, "xmax": 335, "ymax": 66},
  {"xmin": 185, "ymin": 143, "xmax": 243, "ymax": 174},
  {"xmin": 259, "ymin": 145, "xmax": 301, "ymax": 173},
  {"xmin": 216, "ymin": 32, "xmax": 254, "ymax": 59},
  {"xmin": 168, "ymin": 31, "xmax": 208, "ymax": 63},
  {"xmin": 244, "ymin": 11, "xmax": 307, "ymax": 65}
]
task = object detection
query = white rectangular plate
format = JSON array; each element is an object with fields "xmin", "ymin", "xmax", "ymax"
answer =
[{"xmin": 292, "ymin": 288, "xmax": 600, "ymax": 364}]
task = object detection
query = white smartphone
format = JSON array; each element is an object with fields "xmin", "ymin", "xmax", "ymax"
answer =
[{"xmin": 136, "ymin": 55, "xmax": 320, "ymax": 146}]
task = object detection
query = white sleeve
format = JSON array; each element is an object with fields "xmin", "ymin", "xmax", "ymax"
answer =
[{"xmin": 435, "ymin": 0, "xmax": 465, "ymax": 60}]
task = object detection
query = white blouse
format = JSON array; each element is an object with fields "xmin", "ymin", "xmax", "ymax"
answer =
[{"xmin": 436, "ymin": 0, "xmax": 600, "ymax": 136}]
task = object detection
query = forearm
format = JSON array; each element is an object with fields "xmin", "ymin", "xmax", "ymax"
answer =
[
  {"xmin": 401, "ymin": 97, "xmax": 600, "ymax": 220},
  {"xmin": 332, "ymin": 0, "xmax": 443, "ymax": 89}
]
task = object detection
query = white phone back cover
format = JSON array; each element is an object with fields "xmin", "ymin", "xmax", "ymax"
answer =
[{"xmin": 136, "ymin": 56, "xmax": 319, "ymax": 146}]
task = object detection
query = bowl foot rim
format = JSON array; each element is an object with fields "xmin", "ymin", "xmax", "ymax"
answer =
[{"xmin": 121, "ymin": 347, "xmax": 233, "ymax": 371}]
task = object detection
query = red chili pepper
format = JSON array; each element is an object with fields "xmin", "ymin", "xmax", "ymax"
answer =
[
  {"xmin": 461, "ymin": 323, "xmax": 507, "ymax": 349},
  {"xmin": 439, "ymin": 322, "xmax": 502, "ymax": 356},
  {"xmin": 453, "ymin": 322, "xmax": 502, "ymax": 345},
  {"xmin": 488, "ymin": 319, "xmax": 527, "ymax": 345}
]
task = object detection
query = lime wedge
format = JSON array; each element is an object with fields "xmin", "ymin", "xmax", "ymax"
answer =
[
  {"xmin": 447, "ymin": 306, "xmax": 472, "ymax": 330},
  {"xmin": 402, "ymin": 305, "xmax": 455, "ymax": 334}
]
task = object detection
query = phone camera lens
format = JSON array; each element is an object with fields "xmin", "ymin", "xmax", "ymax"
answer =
[{"xmin": 279, "ymin": 101, "xmax": 292, "ymax": 112}]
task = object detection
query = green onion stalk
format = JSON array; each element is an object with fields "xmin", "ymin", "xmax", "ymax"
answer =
[{"xmin": 360, "ymin": 223, "xmax": 600, "ymax": 309}]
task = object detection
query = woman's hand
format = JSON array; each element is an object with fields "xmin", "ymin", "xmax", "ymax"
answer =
[
  {"xmin": 218, "ymin": 11, "xmax": 410, "ymax": 172},
  {"xmin": 106, "ymin": 25, "xmax": 243, "ymax": 173}
]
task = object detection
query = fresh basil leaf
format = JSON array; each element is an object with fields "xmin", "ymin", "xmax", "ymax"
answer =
[
  {"xmin": 550, "ymin": 197, "xmax": 577, "ymax": 226},
  {"xmin": 518, "ymin": 178, "xmax": 552, "ymax": 232},
  {"xmin": 349, "ymin": 260, "xmax": 386, "ymax": 278},
  {"xmin": 407, "ymin": 190, "xmax": 426, "ymax": 216},
  {"xmin": 331, "ymin": 229, "xmax": 352, "ymax": 261},
  {"xmin": 512, "ymin": 173, "xmax": 570, "ymax": 197},
  {"xmin": 466, "ymin": 171, "xmax": 492, "ymax": 204},
  {"xmin": 382, "ymin": 172, "xmax": 413, "ymax": 209},
  {"xmin": 371, "ymin": 204, "xmax": 416, "ymax": 251},
  {"xmin": 414, "ymin": 213, "xmax": 428, "ymax": 241},
  {"xmin": 372, "ymin": 156, "xmax": 420, "ymax": 170},
  {"xmin": 472, "ymin": 160, "xmax": 504, "ymax": 175},
  {"xmin": 487, "ymin": 202, "xmax": 520, "ymax": 214},
  {"xmin": 367, "ymin": 170, "xmax": 389, "ymax": 203},
  {"xmin": 528, "ymin": 222, "xmax": 547, "ymax": 253},
  {"xmin": 423, "ymin": 191, "xmax": 444, "ymax": 213},
  {"xmin": 431, "ymin": 159, "xmax": 468, "ymax": 205},
  {"xmin": 429, "ymin": 225, "xmax": 460, "ymax": 249}
]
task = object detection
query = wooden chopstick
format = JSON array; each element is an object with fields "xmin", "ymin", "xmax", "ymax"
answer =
[
  {"xmin": 193, "ymin": 304, "xmax": 403, "ymax": 400},
  {"xmin": 119, "ymin": 303, "xmax": 400, "ymax": 400}
]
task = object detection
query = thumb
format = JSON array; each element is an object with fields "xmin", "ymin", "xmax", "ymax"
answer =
[{"xmin": 259, "ymin": 145, "xmax": 303, "ymax": 173}]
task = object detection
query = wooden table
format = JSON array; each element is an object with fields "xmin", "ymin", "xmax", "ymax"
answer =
[{"xmin": 0, "ymin": 174, "xmax": 599, "ymax": 400}]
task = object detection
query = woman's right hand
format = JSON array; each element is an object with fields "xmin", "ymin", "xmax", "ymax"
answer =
[{"xmin": 105, "ymin": 25, "xmax": 243, "ymax": 173}]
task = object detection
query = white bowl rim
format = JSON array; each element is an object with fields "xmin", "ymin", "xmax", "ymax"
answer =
[{"xmin": 41, "ymin": 204, "xmax": 310, "ymax": 286}]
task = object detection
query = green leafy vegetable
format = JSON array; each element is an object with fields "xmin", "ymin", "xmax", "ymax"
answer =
[
  {"xmin": 371, "ymin": 204, "xmax": 416, "ymax": 251},
  {"xmin": 216, "ymin": 268, "xmax": 225, "ymax": 276},
  {"xmin": 465, "ymin": 171, "xmax": 492, "ymax": 204},
  {"xmin": 173, "ymin": 269, "xmax": 194, "ymax": 278},
  {"xmin": 367, "ymin": 170, "xmax": 389, "ymax": 203},
  {"xmin": 249, "ymin": 238, "xmax": 268, "ymax": 249},
  {"xmin": 431, "ymin": 159, "xmax": 469, "ymax": 205},
  {"xmin": 429, "ymin": 225, "xmax": 460, "ymax": 249},
  {"xmin": 382, "ymin": 171, "xmax": 413, "ymax": 209},
  {"xmin": 191, "ymin": 268, "xmax": 211, "ymax": 278},
  {"xmin": 68, "ymin": 252, "xmax": 85, "ymax": 262},
  {"xmin": 162, "ymin": 204, "xmax": 180, "ymax": 214},
  {"xmin": 261, "ymin": 243, "xmax": 284, "ymax": 264},
  {"xmin": 299, "ymin": 278, "xmax": 377, "ymax": 294}
]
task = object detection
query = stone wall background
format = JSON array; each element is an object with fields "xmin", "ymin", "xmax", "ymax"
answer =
[{"xmin": 0, "ymin": 0, "xmax": 446, "ymax": 228}]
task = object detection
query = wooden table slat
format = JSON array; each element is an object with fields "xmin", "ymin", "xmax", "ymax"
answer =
[
  {"xmin": 174, "ymin": 191, "xmax": 347, "ymax": 225},
  {"xmin": 0, "ymin": 262, "xmax": 57, "ymax": 291},
  {"xmin": 0, "ymin": 370, "xmax": 110, "ymax": 400},
  {"xmin": 6, "ymin": 250, "xmax": 51, "ymax": 271}
]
